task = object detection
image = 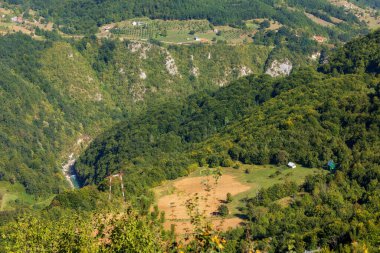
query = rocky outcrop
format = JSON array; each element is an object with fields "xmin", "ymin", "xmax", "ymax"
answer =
[
  {"xmin": 310, "ymin": 52, "xmax": 321, "ymax": 61},
  {"xmin": 128, "ymin": 42, "xmax": 152, "ymax": 59},
  {"xmin": 139, "ymin": 69, "xmax": 147, "ymax": 80},
  {"xmin": 165, "ymin": 53, "xmax": 180, "ymax": 76},
  {"xmin": 191, "ymin": 66, "xmax": 200, "ymax": 77},
  {"xmin": 130, "ymin": 83, "xmax": 147, "ymax": 102},
  {"xmin": 238, "ymin": 66, "xmax": 253, "ymax": 78},
  {"xmin": 265, "ymin": 59, "xmax": 293, "ymax": 77}
]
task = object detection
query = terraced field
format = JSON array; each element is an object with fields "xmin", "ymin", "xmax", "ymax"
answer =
[{"xmin": 101, "ymin": 19, "xmax": 258, "ymax": 44}]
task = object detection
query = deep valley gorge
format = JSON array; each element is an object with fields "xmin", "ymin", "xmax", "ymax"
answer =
[{"xmin": 0, "ymin": 0, "xmax": 379, "ymax": 252}]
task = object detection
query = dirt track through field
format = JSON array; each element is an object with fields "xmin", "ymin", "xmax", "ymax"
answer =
[{"xmin": 156, "ymin": 174, "xmax": 250, "ymax": 234}]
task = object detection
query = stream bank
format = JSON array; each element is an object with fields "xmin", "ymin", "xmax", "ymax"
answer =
[{"xmin": 62, "ymin": 153, "xmax": 80, "ymax": 189}]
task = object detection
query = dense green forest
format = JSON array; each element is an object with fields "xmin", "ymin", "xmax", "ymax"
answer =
[
  {"xmin": 0, "ymin": 0, "xmax": 379, "ymax": 247},
  {"xmin": 3, "ymin": 0, "xmax": 368, "ymax": 36},
  {"xmin": 0, "ymin": 32, "xmax": 279, "ymax": 202},
  {"xmin": 76, "ymin": 27, "xmax": 380, "ymax": 227},
  {"xmin": 75, "ymin": 30, "xmax": 380, "ymax": 203},
  {"xmin": 74, "ymin": 70, "xmax": 322, "ymax": 203},
  {"xmin": 0, "ymin": 30, "xmax": 378, "ymax": 252},
  {"xmin": 320, "ymin": 29, "xmax": 380, "ymax": 74},
  {"xmin": 74, "ymin": 30, "xmax": 379, "ymax": 250}
]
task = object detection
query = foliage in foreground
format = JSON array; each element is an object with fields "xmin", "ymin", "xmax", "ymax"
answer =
[{"xmin": 1, "ymin": 210, "xmax": 164, "ymax": 252}]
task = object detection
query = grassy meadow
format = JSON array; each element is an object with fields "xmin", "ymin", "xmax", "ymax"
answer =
[{"xmin": 154, "ymin": 164, "xmax": 325, "ymax": 222}]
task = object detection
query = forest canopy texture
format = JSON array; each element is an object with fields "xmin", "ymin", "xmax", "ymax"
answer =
[{"xmin": 0, "ymin": 14, "xmax": 379, "ymax": 252}]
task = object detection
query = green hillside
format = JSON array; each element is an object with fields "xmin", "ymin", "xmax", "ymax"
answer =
[
  {"xmin": 0, "ymin": 32, "xmax": 278, "ymax": 207},
  {"xmin": 75, "ymin": 31, "xmax": 379, "ymax": 208},
  {"xmin": 0, "ymin": 0, "xmax": 378, "ymax": 248},
  {"xmin": 0, "ymin": 30, "xmax": 378, "ymax": 252}
]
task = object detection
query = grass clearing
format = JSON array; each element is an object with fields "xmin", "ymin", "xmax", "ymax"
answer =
[
  {"xmin": 154, "ymin": 164, "xmax": 324, "ymax": 235},
  {"xmin": 249, "ymin": 18, "xmax": 282, "ymax": 31},
  {"xmin": 0, "ymin": 181, "xmax": 54, "ymax": 211},
  {"xmin": 0, "ymin": 181, "xmax": 33, "ymax": 211},
  {"xmin": 222, "ymin": 164, "xmax": 323, "ymax": 214},
  {"xmin": 305, "ymin": 12, "xmax": 335, "ymax": 27}
]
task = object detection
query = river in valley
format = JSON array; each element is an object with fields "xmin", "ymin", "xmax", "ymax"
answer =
[{"xmin": 62, "ymin": 153, "xmax": 80, "ymax": 188}]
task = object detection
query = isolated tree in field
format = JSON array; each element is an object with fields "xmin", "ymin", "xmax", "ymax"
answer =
[
  {"xmin": 218, "ymin": 204, "xmax": 229, "ymax": 217},
  {"xmin": 260, "ymin": 20, "xmax": 271, "ymax": 30},
  {"xmin": 226, "ymin": 193, "xmax": 233, "ymax": 203}
]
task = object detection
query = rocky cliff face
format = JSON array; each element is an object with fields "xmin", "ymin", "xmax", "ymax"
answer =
[
  {"xmin": 97, "ymin": 41, "xmax": 272, "ymax": 104},
  {"xmin": 265, "ymin": 59, "xmax": 293, "ymax": 77}
]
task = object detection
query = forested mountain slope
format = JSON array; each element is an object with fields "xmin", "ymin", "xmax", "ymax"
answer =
[
  {"xmin": 0, "ymin": 33, "xmax": 272, "ymax": 201},
  {"xmin": 320, "ymin": 29, "xmax": 380, "ymax": 74},
  {"xmin": 0, "ymin": 29, "xmax": 379, "ymax": 253},
  {"xmin": 75, "ymin": 30, "xmax": 379, "ymax": 209},
  {"xmin": 69, "ymin": 30, "xmax": 380, "ymax": 250}
]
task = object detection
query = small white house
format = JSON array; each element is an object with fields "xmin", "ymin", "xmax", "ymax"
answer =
[
  {"xmin": 287, "ymin": 162, "xmax": 296, "ymax": 169},
  {"xmin": 132, "ymin": 21, "xmax": 145, "ymax": 26},
  {"xmin": 194, "ymin": 36, "xmax": 201, "ymax": 41}
]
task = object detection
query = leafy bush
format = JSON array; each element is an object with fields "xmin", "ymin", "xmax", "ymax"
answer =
[{"xmin": 218, "ymin": 204, "xmax": 229, "ymax": 217}]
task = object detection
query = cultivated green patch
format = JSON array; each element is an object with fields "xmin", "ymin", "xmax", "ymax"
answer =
[
  {"xmin": 154, "ymin": 164, "xmax": 324, "ymax": 218},
  {"xmin": 221, "ymin": 164, "xmax": 324, "ymax": 215},
  {"xmin": 103, "ymin": 19, "xmax": 258, "ymax": 44},
  {"xmin": 0, "ymin": 181, "xmax": 53, "ymax": 211}
]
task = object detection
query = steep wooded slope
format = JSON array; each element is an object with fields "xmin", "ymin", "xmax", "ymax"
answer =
[
  {"xmin": 0, "ymin": 29, "xmax": 379, "ymax": 253},
  {"xmin": 0, "ymin": 33, "xmax": 272, "ymax": 199},
  {"xmin": 75, "ymin": 31, "xmax": 380, "ymax": 208}
]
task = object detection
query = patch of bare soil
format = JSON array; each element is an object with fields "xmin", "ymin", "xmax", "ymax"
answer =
[{"xmin": 156, "ymin": 174, "xmax": 250, "ymax": 235}]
